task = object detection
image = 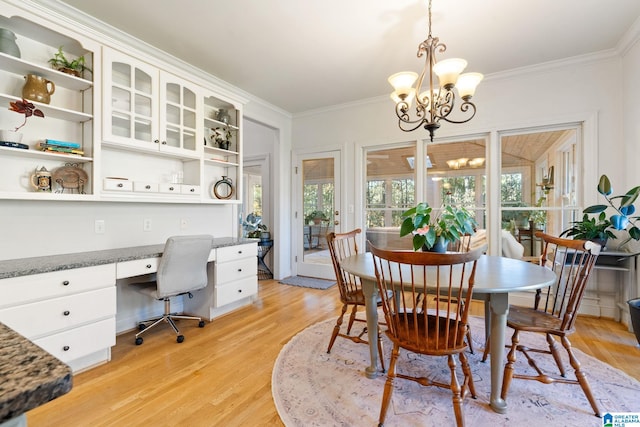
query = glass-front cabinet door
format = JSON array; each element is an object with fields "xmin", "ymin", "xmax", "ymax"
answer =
[
  {"xmin": 102, "ymin": 47, "xmax": 159, "ymax": 151},
  {"xmin": 158, "ymin": 73, "xmax": 201, "ymax": 157}
]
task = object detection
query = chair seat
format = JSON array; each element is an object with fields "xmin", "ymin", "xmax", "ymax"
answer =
[
  {"xmin": 132, "ymin": 281, "xmax": 162, "ymax": 299},
  {"xmin": 506, "ymin": 305, "xmax": 565, "ymax": 334},
  {"xmin": 389, "ymin": 313, "xmax": 468, "ymax": 354}
]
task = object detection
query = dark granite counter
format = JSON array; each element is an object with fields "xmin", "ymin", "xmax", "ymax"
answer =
[
  {"xmin": 0, "ymin": 237, "xmax": 257, "ymax": 280},
  {"xmin": 0, "ymin": 323, "xmax": 72, "ymax": 422}
]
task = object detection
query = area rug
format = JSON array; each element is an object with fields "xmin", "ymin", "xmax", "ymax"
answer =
[
  {"xmin": 279, "ymin": 276, "xmax": 336, "ymax": 290},
  {"xmin": 272, "ymin": 316, "xmax": 640, "ymax": 426}
]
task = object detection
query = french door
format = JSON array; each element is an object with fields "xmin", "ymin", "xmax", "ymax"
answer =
[{"xmin": 295, "ymin": 150, "xmax": 341, "ymax": 279}]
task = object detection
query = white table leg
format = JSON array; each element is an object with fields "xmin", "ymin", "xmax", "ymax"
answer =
[
  {"xmin": 488, "ymin": 293, "xmax": 509, "ymax": 414},
  {"xmin": 361, "ymin": 277, "xmax": 380, "ymax": 378}
]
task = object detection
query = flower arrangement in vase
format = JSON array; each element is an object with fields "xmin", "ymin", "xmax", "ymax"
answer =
[{"xmin": 400, "ymin": 202, "xmax": 477, "ymax": 251}]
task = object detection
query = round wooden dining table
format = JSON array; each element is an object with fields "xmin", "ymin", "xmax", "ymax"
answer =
[{"xmin": 340, "ymin": 253, "xmax": 556, "ymax": 414}]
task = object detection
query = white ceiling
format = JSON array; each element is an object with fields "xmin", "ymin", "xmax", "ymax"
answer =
[{"xmin": 59, "ymin": 0, "xmax": 640, "ymax": 114}]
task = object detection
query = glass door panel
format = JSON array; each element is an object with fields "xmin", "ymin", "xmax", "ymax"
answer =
[{"xmin": 297, "ymin": 151, "xmax": 340, "ymax": 279}]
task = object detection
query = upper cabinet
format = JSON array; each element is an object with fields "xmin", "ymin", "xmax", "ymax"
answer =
[
  {"xmin": 102, "ymin": 48, "xmax": 201, "ymax": 159},
  {"xmin": 0, "ymin": 4, "xmax": 244, "ymax": 204},
  {"xmin": 0, "ymin": 12, "xmax": 100, "ymax": 200}
]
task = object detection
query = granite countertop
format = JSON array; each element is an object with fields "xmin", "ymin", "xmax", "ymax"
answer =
[
  {"xmin": 0, "ymin": 323, "xmax": 72, "ymax": 422},
  {"xmin": 0, "ymin": 237, "xmax": 257, "ymax": 280}
]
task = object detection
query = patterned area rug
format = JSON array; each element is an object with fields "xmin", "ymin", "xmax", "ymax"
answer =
[
  {"xmin": 272, "ymin": 316, "xmax": 640, "ymax": 426},
  {"xmin": 279, "ymin": 276, "xmax": 336, "ymax": 290}
]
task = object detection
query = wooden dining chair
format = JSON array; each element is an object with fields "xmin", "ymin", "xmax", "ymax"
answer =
[
  {"xmin": 500, "ymin": 231, "xmax": 601, "ymax": 417},
  {"xmin": 370, "ymin": 243, "xmax": 483, "ymax": 427},
  {"xmin": 326, "ymin": 229, "xmax": 385, "ymax": 371}
]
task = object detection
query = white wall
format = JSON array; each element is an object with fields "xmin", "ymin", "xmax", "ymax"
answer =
[{"xmin": 0, "ymin": 201, "xmax": 233, "ymax": 259}]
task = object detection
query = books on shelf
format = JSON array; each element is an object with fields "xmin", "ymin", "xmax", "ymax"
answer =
[{"xmin": 37, "ymin": 139, "xmax": 84, "ymax": 156}]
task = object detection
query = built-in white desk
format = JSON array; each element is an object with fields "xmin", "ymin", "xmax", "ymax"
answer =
[{"xmin": 0, "ymin": 237, "xmax": 258, "ymax": 373}]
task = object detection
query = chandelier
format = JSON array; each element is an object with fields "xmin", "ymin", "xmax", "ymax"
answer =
[{"xmin": 388, "ymin": 0, "xmax": 483, "ymax": 141}]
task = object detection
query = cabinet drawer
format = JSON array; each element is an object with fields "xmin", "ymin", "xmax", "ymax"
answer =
[
  {"xmin": 0, "ymin": 264, "xmax": 115, "ymax": 308},
  {"xmin": 133, "ymin": 181, "xmax": 158, "ymax": 193},
  {"xmin": 104, "ymin": 178, "xmax": 133, "ymax": 191},
  {"xmin": 215, "ymin": 258, "xmax": 257, "ymax": 283},
  {"xmin": 116, "ymin": 257, "xmax": 159, "ymax": 279},
  {"xmin": 216, "ymin": 243, "xmax": 257, "ymax": 263},
  {"xmin": 180, "ymin": 184, "xmax": 200, "ymax": 195},
  {"xmin": 34, "ymin": 317, "xmax": 116, "ymax": 364},
  {"xmin": 0, "ymin": 287, "xmax": 116, "ymax": 339},
  {"xmin": 158, "ymin": 183, "xmax": 181, "ymax": 194},
  {"xmin": 215, "ymin": 276, "xmax": 258, "ymax": 307}
]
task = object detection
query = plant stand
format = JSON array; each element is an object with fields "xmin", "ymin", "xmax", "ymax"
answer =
[
  {"xmin": 628, "ymin": 298, "xmax": 640, "ymax": 346},
  {"xmin": 257, "ymin": 239, "xmax": 273, "ymax": 280}
]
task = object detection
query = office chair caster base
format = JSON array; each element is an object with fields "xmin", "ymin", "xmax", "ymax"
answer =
[
  {"xmin": 135, "ymin": 337, "xmax": 143, "ymax": 345},
  {"xmin": 177, "ymin": 335, "xmax": 184, "ymax": 343},
  {"xmin": 198, "ymin": 320, "xmax": 205, "ymax": 328},
  {"xmin": 138, "ymin": 324, "xmax": 146, "ymax": 331}
]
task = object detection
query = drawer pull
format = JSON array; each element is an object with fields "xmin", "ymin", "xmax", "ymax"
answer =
[
  {"xmin": 145, "ymin": 185, "xmax": 151, "ymax": 190},
  {"xmin": 146, "ymin": 264, "xmax": 152, "ymax": 269},
  {"xmin": 63, "ymin": 310, "xmax": 70, "ymax": 316},
  {"xmin": 237, "ymin": 268, "xmax": 242, "ymax": 272},
  {"xmin": 169, "ymin": 186, "xmax": 175, "ymax": 191},
  {"xmin": 238, "ymin": 289, "xmax": 242, "ymax": 293},
  {"xmin": 190, "ymin": 188, "xmax": 195, "ymax": 192},
  {"xmin": 238, "ymin": 250, "xmax": 243, "ymax": 254},
  {"xmin": 62, "ymin": 280, "xmax": 70, "ymax": 286},
  {"xmin": 118, "ymin": 183, "xmax": 123, "ymax": 188},
  {"xmin": 63, "ymin": 346, "xmax": 70, "ymax": 351}
]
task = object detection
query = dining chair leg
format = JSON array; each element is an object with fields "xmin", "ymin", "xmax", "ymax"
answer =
[
  {"xmin": 378, "ymin": 345, "xmax": 399, "ymax": 427},
  {"xmin": 501, "ymin": 329, "xmax": 520, "ymax": 400},
  {"xmin": 481, "ymin": 335, "xmax": 490, "ymax": 362},
  {"xmin": 327, "ymin": 303, "xmax": 348, "ymax": 353},
  {"xmin": 346, "ymin": 304, "xmax": 359, "ymax": 335},
  {"xmin": 448, "ymin": 354, "xmax": 465, "ymax": 427},
  {"xmin": 377, "ymin": 330, "xmax": 385, "ymax": 372},
  {"xmin": 546, "ymin": 333, "xmax": 566, "ymax": 377},
  {"xmin": 561, "ymin": 336, "xmax": 602, "ymax": 417},
  {"xmin": 460, "ymin": 351, "xmax": 477, "ymax": 399},
  {"xmin": 465, "ymin": 327, "xmax": 475, "ymax": 354}
]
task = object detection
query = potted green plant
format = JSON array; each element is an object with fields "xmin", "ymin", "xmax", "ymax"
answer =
[
  {"xmin": 305, "ymin": 210, "xmax": 328, "ymax": 225},
  {"xmin": 48, "ymin": 46, "xmax": 92, "ymax": 77},
  {"xmin": 0, "ymin": 98, "xmax": 44, "ymax": 144},
  {"xmin": 400, "ymin": 202, "xmax": 477, "ymax": 252},
  {"xmin": 243, "ymin": 213, "xmax": 269, "ymax": 239},
  {"xmin": 560, "ymin": 174, "xmax": 640, "ymax": 248}
]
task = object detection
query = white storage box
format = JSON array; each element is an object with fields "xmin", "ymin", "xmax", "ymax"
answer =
[
  {"xmin": 103, "ymin": 178, "xmax": 132, "ymax": 192},
  {"xmin": 133, "ymin": 181, "xmax": 158, "ymax": 193},
  {"xmin": 181, "ymin": 184, "xmax": 201, "ymax": 195}
]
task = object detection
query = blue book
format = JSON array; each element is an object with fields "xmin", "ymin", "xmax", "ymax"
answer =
[{"xmin": 45, "ymin": 139, "xmax": 81, "ymax": 148}]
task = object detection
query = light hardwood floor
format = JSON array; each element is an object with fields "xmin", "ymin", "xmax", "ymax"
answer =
[{"xmin": 28, "ymin": 280, "xmax": 640, "ymax": 426}]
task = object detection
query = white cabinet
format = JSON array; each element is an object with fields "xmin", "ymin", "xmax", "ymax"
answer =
[
  {"xmin": 102, "ymin": 47, "xmax": 201, "ymax": 159},
  {"xmin": 0, "ymin": 264, "xmax": 117, "ymax": 372},
  {"xmin": 183, "ymin": 242, "xmax": 258, "ymax": 320},
  {"xmin": 0, "ymin": 10, "xmax": 99, "ymax": 200}
]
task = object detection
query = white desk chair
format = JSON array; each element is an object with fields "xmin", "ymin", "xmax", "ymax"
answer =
[{"xmin": 131, "ymin": 235, "xmax": 214, "ymax": 345}]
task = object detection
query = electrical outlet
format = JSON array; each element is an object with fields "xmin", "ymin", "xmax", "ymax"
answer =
[
  {"xmin": 180, "ymin": 218, "xmax": 188, "ymax": 230},
  {"xmin": 143, "ymin": 218, "xmax": 152, "ymax": 232},
  {"xmin": 95, "ymin": 219, "xmax": 105, "ymax": 234}
]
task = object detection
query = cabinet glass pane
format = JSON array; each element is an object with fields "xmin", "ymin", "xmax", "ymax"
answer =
[
  {"xmin": 135, "ymin": 69, "xmax": 152, "ymax": 95},
  {"xmin": 166, "ymin": 83, "xmax": 180, "ymax": 104},
  {"xmin": 165, "ymin": 126, "xmax": 180, "ymax": 148},
  {"xmin": 112, "ymin": 114, "xmax": 131, "ymax": 138},
  {"xmin": 112, "ymin": 62, "xmax": 131, "ymax": 87},
  {"xmin": 183, "ymin": 88, "xmax": 196, "ymax": 109},
  {"xmin": 184, "ymin": 132, "xmax": 196, "ymax": 151},
  {"xmin": 166, "ymin": 104, "xmax": 180, "ymax": 126},
  {"xmin": 135, "ymin": 94, "xmax": 152, "ymax": 117},
  {"xmin": 112, "ymin": 87, "xmax": 131, "ymax": 111},
  {"xmin": 183, "ymin": 109, "xmax": 196, "ymax": 129},
  {"xmin": 135, "ymin": 119, "xmax": 153, "ymax": 142}
]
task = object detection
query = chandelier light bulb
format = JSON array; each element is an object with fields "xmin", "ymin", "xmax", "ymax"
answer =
[
  {"xmin": 456, "ymin": 72, "xmax": 484, "ymax": 100},
  {"xmin": 433, "ymin": 58, "xmax": 467, "ymax": 89}
]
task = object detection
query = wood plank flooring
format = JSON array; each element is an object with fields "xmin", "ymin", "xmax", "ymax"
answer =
[{"xmin": 27, "ymin": 280, "xmax": 640, "ymax": 426}]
